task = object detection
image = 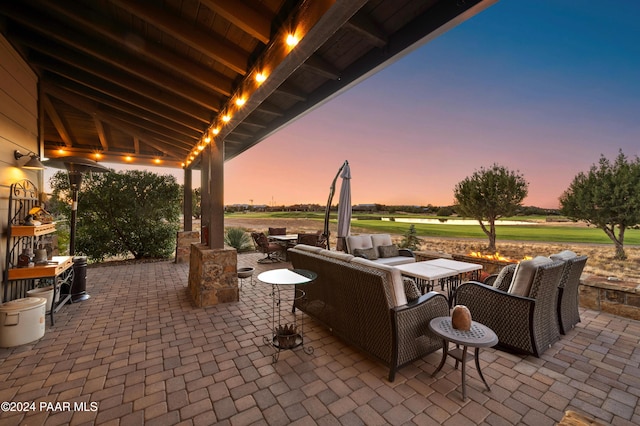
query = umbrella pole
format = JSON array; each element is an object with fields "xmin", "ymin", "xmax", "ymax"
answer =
[{"xmin": 323, "ymin": 161, "xmax": 348, "ymax": 250}]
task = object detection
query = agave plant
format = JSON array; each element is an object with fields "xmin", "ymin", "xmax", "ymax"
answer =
[{"xmin": 224, "ymin": 227, "xmax": 253, "ymax": 252}]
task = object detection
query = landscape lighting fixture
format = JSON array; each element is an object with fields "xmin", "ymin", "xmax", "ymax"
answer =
[{"xmin": 14, "ymin": 150, "xmax": 45, "ymax": 170}]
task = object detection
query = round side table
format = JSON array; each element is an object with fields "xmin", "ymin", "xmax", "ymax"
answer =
[
  {"xmin": 258, "ymin": 268, "xmax": 317, "ymax": 362},
  {"xmin": 429, "ymin": 316, "xmax": 498, "ymax": 400}
]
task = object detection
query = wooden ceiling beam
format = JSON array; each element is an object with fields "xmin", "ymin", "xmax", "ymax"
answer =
[
  {"xmin": 300, "ymin": 54, "xmax": 341, "ymax": 80},
  {"xmin": 93, "ymin": 118, "xmax": 109, "ymax": 151},
  {"xmin": 43, "ymin": 85, "xmax": 196, "ymax": 149},
  {"xmin": 345, "ymin": 13, "xmax": 387, "ymax": 48},
  {"xmin": 43, "ymin": 79, "xmax": 203, "ymax": 140},
  {"xmin": 27, "ymin": 51, "xmax": 212, "ymax": 123},
  {"xmin": 5, "ymin": 19, "xmax": 222, "ymax": 110},
  {"xmin": 41, "ymin": 93, "xmax": 74, "ymax": 147},
  {"xmin": 42, "ymin": 73, "xmax": 208, "ymax": 132},
  {"xmin": 108, "ymin": 0, "xmax": 249, "ymax": 75},
  {"xmin": 274, "ymin": 82, "xmax": 307, "ymax": 102},
  {"xmin": 199, "ymin": 0, "xmax": 272, "ymax": 44},
  {"xmin": 35, "ymin": 0, "xmax": 234, "ymax": 97}
]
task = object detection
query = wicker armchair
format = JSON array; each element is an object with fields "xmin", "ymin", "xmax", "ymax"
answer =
[
  {"xmin": 555, "ymin": 255, "xmax": 588, "ymax": 334},
  {"xmin": 456, "ymin": 260, "xmax": 565, "ymax": 357},
  {"xmin": 296, "ymin": 232, "xmax": 327, "ymax": 248}
]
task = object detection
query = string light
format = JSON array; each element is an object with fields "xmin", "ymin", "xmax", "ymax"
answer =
[
  {"xmin": 286, "ymin": 33, "xmax": 299, "ymax": 47},
  {"xmin": 255, "ymin": 72, "xmax": 266, "ymax": 84},
  {"xmin": 184, "ymin": 21, "xmax": 308, "ymax": 165},
  {"xmin": 124, "ymin": 155, "xmax": 133, "ymax": 162},
  {"xmin": 154, "ymin": 158, "xmax": 161, "ymax": 164}
]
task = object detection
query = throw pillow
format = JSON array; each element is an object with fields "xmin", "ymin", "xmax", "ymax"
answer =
[
  {"xmin": 550, "ymin": 250, "xmax": 577, "ymax": 261},
  {"xmin": 353, "ymin": 247, "xmax": 378, "ymax": 260},
  {"xmin": 378, "ymin": 244, "xmax": 399, "ymax": 258},
  {"xmin": 403, "ymin": 277, "xmax": 422, "ymax": 302}
]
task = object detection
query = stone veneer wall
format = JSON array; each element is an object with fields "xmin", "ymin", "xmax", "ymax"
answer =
[
  {"xmin": 579, "ymin": 277, "xmax": 640, "ymax": 321},
  {"xmin": 188, "ymin": 243, "xmax": 238, "ymax": 307},
  {"xmin": 175, "ymin": 231, "xmax": 200, "ymax": 263}
]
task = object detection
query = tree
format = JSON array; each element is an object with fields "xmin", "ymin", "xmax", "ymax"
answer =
[
  {"xmin": 49, "ymin": 169, "xmax": 181, "ymax": 261},
  {"xmin": 560, "ymin": 151, "xmax": 640, "ymax": 260},
  {"xmin": 399, "ymin": 224, "xmax": 421, "ymax": 250},
  {"xmin": 454, "ymin": 164, "xmax": 528, "ymax": 252}
]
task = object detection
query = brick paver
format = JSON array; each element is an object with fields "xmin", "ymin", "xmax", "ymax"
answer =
[{"xmin": 0, "ymin": 252, "xmax": 639, "ymax": 425}]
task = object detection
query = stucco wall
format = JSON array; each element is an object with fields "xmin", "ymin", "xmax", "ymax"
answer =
[{"xmin": 0, "ymin": 34, "xmax": 39, "ymax": 301}]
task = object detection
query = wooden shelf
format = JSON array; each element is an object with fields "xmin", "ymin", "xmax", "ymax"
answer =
[
  {"xmin": 8, "ymin": 256, "xmax": 73, "ymax": 280},
  {"xmin": 11, "ymin": 223, "xmax": 56, "ymax": 237}
]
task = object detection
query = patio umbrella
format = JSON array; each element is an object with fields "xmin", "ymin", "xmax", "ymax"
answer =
[
  {"xmin": 336, "ymin": 161, "xmax": 351, "ymax": 251},
  {"xmin": 323, "ymin": 160, "xmax": 348, "ymax": 250}
]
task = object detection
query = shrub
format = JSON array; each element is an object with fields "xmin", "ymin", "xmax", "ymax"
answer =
[{"xmin": 225, "ymin": 227, "xmax": 253, "ymax": 252}]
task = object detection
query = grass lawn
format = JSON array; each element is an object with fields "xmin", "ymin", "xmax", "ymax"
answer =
[{"xmin": 225, "ymin": 212, "xmax": 640, "ymax": 245}]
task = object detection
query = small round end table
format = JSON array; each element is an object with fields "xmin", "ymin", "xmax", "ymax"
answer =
[
  {"xmin": 258, "ymin": 268, "xmax": 317, "ymax": 362},
  {"xmin": 429, "ymin": 316, "xmax": 498, "ymax": 400}
]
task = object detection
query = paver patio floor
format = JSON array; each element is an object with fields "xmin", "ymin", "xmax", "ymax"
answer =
[{"xmin": 1, "ymin": 252, "xmax": 639, "ymax": 425}]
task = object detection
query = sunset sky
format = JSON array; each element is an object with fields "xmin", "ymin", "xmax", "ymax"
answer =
[{"xmin": 51, "ymin": 1, "xmax": 640, "ymax": 209}]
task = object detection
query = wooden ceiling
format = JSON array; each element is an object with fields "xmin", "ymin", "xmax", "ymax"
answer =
[{"xmin": 0, "ymin": 0, "xmax": 496, "ymax": 169}]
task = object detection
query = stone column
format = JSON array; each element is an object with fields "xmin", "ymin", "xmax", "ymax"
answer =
[
  {"xmin": 188, "ymin": 243, "xmax": 238, "ymax": 306},
  {"xmin": 175, "ymin": 231, "xmax": 200, "ymax": 264}
]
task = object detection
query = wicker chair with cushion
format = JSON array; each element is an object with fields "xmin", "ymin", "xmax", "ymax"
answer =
[
  {"xmin": 297, "ymin": 232, "xmax": 326, "ymax": 248},
  {"xmin": 456, "ymin": 258, "xmax": 565, "ymax": 357},
  {"xmin": 268, "ymin": 227, "xmax": 286, "ymax": 236},
  {"xmin": 251, "ymin": 232, "xmax": 284, "ymax": 263},
  {"xmin": 550, "ymin": 251, "xmax": 588, "ymax": 334}
]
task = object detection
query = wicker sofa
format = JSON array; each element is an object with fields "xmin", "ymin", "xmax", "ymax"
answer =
[{"xmin": 288, "ymin": 244, "xmax": 449, "ymax": 381}]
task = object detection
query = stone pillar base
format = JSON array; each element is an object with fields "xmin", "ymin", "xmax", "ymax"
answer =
[
  {"xmin": 176, "ymin": 231, "xmax": 200, "ymax": 263},
  {"xmin": 188, "ymin": 243, "xmax": 238, "ymax": 307}
]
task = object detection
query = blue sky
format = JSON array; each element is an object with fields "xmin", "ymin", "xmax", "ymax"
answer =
[{"xmin": 78, "ymin": 1, "xmax": 640, "ymax": 209}]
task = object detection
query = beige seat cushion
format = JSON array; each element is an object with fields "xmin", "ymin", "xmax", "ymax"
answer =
[
  {"xmin": 371, "ymin": 234, "xmax": 393, "ymax": 253},
  {"xmin": 345, "ymin": 234, "xmax": 373, "ymax": 253},
  {"xmin": 507, "ymin": 256, "xmax": 553, "ymax": 297},
  {"xmin": 351, "ymin": 257, "xmax": 408, "ymax": 307},
  {"xmin": 550, "ymin": 250, "xmax": 577, "ymax": 261}
]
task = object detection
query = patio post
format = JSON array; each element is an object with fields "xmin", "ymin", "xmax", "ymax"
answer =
[
  {"xmin": 186, "ymin": 139, "xmax": 238, "ymax": 306},
  {"xmin": 183, "ymin": 168, "xmax": 192, "ymax": 232}
]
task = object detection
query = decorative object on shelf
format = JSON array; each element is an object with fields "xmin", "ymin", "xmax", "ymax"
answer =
[
  {"xmin": 276, "ymin": 324, "xmax": 298, "ymax": 349},
  {"xmin": 34, "ymin": 247, "xmax": 48, "ymax": 265},
  {"xmin": 17, "ymin": 247, "xmax": 35, "ymax": 268},
  {"xmin": 28, "ymin": 206, "xmax": 54, "ymax": 224},
  {"xmin": 451, "ymin": 305, "xmax": 472, "ymax": 331},
  {"xmin": 13, "ymin": 150, "xmax": 45, "ymax": 170}
]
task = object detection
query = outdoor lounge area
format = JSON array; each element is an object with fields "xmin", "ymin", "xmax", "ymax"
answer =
[{"xmin": 0, "ymin": 252, "xmax": 638, "ymax": 425}]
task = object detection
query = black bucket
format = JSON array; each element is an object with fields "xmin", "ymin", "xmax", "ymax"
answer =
[{"xmin": 71, "ymin": 256, "xmax": 89, "ymax": 302}]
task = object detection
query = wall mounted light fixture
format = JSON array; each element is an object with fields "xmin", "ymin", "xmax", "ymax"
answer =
[{"xmin": 14, "ymin": 150, "xmax": 45, "ymax": 170}]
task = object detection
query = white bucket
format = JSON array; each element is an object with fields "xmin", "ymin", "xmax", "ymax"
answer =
[
  {"xmin": 0, "ymin": 297, "xmax": 46, "ymax": 348},
  {"xmin": 27, "ymin": 286, "xmax": 54, "ymax": 312}
]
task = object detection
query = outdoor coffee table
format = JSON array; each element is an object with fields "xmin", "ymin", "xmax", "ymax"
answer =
[
  {"xmin": 258, "ymin": 268, "xmax": 317, "ymax": 361},
  {"xmin": 429, "ymin": 316, "xmax": 498, "ymax": 401},
  {"xmin": 394, "ymin": 262, "xmax": 457, "ymax": 294},
  {"xmin": 422, "ymin": 258, "xmax": 482, "ymax": 304}
]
